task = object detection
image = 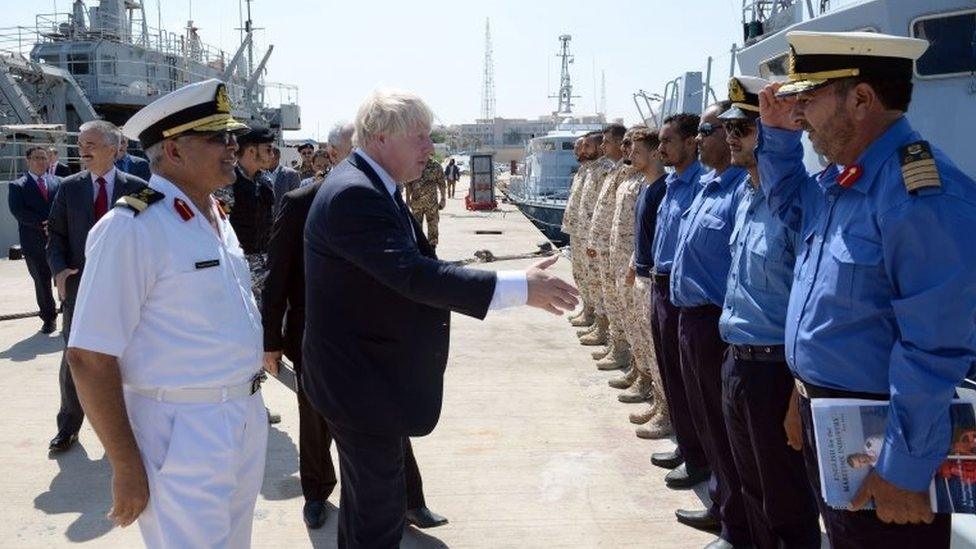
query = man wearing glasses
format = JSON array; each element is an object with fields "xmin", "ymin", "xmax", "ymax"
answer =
[
  {"xmin": 66, "ymin": 79, "xmax": 268, "ymax": 548},
  {"xmin": 668, "ymin": 101, "xmax": 752, "ymax": 548},
  {"xmin": 716, "ymin": 76, "xmax": 821, "ymax": 549}
]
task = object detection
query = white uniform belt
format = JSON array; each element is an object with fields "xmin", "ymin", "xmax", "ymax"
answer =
[{"xmin": 125, "ymin": 374, "xmax": 264, "ymax": 404}]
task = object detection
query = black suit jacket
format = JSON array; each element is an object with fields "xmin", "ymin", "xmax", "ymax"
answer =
[
  {"xmin": 263, "ymin": 180, "xmax": 321, "ymax": 363},
  {"xmin": 51, "ymin": 162, "xmax": 71, "ymax": 178},
  {"xmin": 303, "ymin": 152, "xmax": 496, "ymax": 437},
  {"xmin": 46, "ymin": 170, "xmax": 147, "ymax": 298},
  {"xmin": 8, "ymin": 173, "xmax": 60, "ymax": 258}
]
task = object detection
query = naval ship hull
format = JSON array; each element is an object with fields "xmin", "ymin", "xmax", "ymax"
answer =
[{"xmin": 512, "ymin": 200, "xmax": 569, "ymax": 246}]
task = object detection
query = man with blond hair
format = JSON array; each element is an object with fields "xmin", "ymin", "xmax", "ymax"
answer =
[{"xmin": 303, "ymin": 88, "xmax": 579, "ymax": 548}]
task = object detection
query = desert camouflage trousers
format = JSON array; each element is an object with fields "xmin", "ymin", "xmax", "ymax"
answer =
[
  {"xmin": 584, "ymin": 247, "xmax": 607, "ymax": 316},
  {"xmin": 598, "ymin": 254, "xmax": 628, "ymax": 343},
  {"xmin": 631, "ymin": 277, "xmax": 665, "ymax": 406},
  {"xmin": 569, "ymin": 235, "xmax": 591, "ymax": 308},
  {"xmin": 411, "ymin": 207, "xmax": 440, "ymax": 247}
]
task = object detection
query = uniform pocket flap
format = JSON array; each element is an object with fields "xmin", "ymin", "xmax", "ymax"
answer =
[{"xmin": 829, "ymin": 233, "xmax": 883, "ymax": 265}]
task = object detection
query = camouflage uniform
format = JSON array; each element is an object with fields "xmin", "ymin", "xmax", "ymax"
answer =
[
  {"xmin": 607, "ymin": 172, "xmax": 644, "ymax": 355},
  {"xmin": 586, "ymin": 158, "xmax": 628, "ymax": 329},
  {"xmin": 405, "ymin": 158, "xmax": 446, "ymax": 247},
  {"xmin": 214, "ymin": 169, "xmax": 274, "ymax": 311},
  {"xmin": 562, "ymin": 161, "xmax": 592, "ymax": 294},
  {"xmin": 575, "ymin": 156, "xmax": 614, "ymax": 312}
]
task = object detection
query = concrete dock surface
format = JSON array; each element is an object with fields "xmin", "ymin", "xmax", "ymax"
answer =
[{"xmin": 1, "ymin": 178, "xmax": 973, "ymax": 548}]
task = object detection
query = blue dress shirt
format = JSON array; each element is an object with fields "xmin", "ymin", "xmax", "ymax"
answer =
[
  {"xmin": 670, "ymin": 166, "xmax": 748, "ymax": 308},
  {"xmin": 633, "ymin": 174, "xmax": 668, "ymax": 277},
  {"xmin": 718, "ymin": 176, "xmax": 797, "ymax": 345},
  {"xmin": 757, "ymin": 117, "xmax": 976, "ymax": 492},
  {"xmin": 651, "ymin": 161, "xmax": 705, "ymax": 274}
]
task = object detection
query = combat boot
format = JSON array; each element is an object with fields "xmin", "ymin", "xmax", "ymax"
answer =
[
  {"xmin": 576, "ymin": 322, "xmax": 598, "ymax": 338},
  {"xmin": 629, "ymin": 401, "xmax": 656, "ymax": 424},
  {"xmin": 578, "ymin": 315, "xmax": 609, "ymax": 346},
  {"xmin": 591, "ymin": 340, "xmax": 614, "ymax": 360},
  {"xmin": 608, "ymin": 366, "xmax": 638, "ymax": 390},
  {"xmin": 618, "ymin": 372, "xmax": 652, "ymax": 403},
  {"xmin": 596, "ymin": 342, "xmax": 631, "ymax": 371},
  {"xmin": 636, "ymin": 408, "xmax": 673, "ymax": 439},
  {"xmin": 569, "ymin": 305, "xmax": 595, "ymax": 327}
]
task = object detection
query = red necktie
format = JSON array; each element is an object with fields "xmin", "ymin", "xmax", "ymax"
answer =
[
  {"xmin": 35, "ymin": 175, "xmax": 48, "ymax": 202},
  {"xmin": 94, "ymin": 176, "xmax": 108, "ymax": 220}
]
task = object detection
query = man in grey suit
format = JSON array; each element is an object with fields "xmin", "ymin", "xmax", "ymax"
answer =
[
  {"xmin": 8, "ymin": 146, "xmax": 60, "ymax": 333},
  {"xmin": 46, "ymin": 120, "xmax": 147, "ymax": 453},
  {"xmin": 268, "ymin": 144, "xmax": 301, "ymax": 214}
]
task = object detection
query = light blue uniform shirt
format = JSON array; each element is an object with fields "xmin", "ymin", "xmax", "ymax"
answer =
[
  {"xmin": 670, "ymin": 166, "xmax": 748, "ymax": 308},
  {"xmin": 719, "ymin": 177, "xmax": 798, "ymax": 345},
  {"xmin": 757, "ymin": 117, "xmax": 976, "ymax": 492},
  {"xmin": 651, "ymin": 161, "xmax": 705, "ymax": 274}
]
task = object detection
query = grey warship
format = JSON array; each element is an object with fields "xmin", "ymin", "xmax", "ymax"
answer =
[{"xmin": 0, "ymin": 0, "xmax": 300, "ymax": 250}]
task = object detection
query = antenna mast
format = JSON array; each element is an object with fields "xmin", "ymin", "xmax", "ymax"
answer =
[
  {"xmin": 600, "ymin": 70, "xmax": 606, "ymax": 117},
  {"xmin": 550, "ymin": 35, "xmax": 579, "ymax": 117},
  {"xmin": 480, "ymin": 18, "xmax": 496, "ymax": 121}
]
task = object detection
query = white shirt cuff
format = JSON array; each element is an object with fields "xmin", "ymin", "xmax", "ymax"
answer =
[{"xmin": 488, "ymin": 270, "xmax": 528, "ymax": 310}]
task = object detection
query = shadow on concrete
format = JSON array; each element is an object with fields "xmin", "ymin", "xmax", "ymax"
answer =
[
  {"xmin": 302, "ymin": 504, "xmax": 449, "ymax": 549},
  {"xmin": 0, "ymin": 331, "xmax": 63, "ymax": 362},
  {"xmin": 261, "ymin": 425, "xmax": 303, "ymax": 501},
  {"xmin": 33, "ymin": 444, "xmax": 114, "ymax": 543}
]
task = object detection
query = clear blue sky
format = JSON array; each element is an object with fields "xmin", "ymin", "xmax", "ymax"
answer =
[{"xmin": 13, "ymin": 1, "xmax": 769, "ymax": 139}]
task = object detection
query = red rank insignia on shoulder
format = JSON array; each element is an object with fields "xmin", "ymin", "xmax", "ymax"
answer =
[
  {"xmin": 838, "ymin": 165, "xmax": 863, "ymax": 188},
  {"xmin": 174, "ymin": 198, "xmax": 194, "ymax": 221}
]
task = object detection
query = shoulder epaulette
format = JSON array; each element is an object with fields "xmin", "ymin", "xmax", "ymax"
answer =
[
  {"xmin": 899, "ymin": 140, "xmax": 941, "ymax": 193},
  {"xmin": 114, "ymin": 186, "xmax": 165, "ymax": 215}
]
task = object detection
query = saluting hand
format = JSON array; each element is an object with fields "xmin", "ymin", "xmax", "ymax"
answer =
[
  {"xmin": 108, "ymin": 461, "xmax": 149, "ymax": 527},
  {"xmin": 526, "ymin": 255, "xmax": 580, "ymax": 315},
  {"xmin": 758, "ymin": 83, "xmax": 803, "ymax": 131},
  {"xmin": 851, "ymin": 470, "xmax": 934, "ymax": 525}
]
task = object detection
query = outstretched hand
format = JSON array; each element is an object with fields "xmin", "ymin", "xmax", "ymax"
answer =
[{"xmin": 526, "ymin": 255, "xmax": 579, "ymax": 315}]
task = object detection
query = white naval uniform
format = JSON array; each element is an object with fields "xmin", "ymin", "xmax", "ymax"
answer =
[{"xmin": 69, "ymin": 174, "xmax": 268, "ymax": 548}]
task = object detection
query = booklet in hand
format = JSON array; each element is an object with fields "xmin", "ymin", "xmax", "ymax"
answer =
[{"xmin": 811, "ymin": 398, "xmax": 976, "ymax": 514}]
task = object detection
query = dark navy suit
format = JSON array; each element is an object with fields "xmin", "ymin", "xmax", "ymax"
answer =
[
  {"xmin": 8, "ymin": 172, "xmax": 60, "ymax": 322},
  {"xmin": 115, "ymin": 153, "xmax": 151, "ymax": 181},
  {"xmin": 303, "ymin": 152, "xmax": 495, "ymax": 548},
  {"xmin": 46, "ymin": 169, "xmax": 146, "ymax": 437}
]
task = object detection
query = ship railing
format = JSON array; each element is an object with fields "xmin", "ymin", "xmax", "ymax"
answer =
[
  {"xmin": 0, "ymin": 126, "xmax": 79, "ymax": 182},
  {"xmin": 505, "ymin": 175, "xmax": 570, "ymax": 204},
  {"xmin": 0, "ymin": 26, "xmax": 39, "ymax": 57}
]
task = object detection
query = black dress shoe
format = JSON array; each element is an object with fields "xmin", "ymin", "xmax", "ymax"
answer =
[
  {"xmin": 675, "ymin": 508, "xmax": 721, "ymax": 533},
  {"xmin": 651, "ymin": 450, "xmax": 683, "ymax": 470},
  {"xmin": 665, "ymin": 463, "xmax": 710, "ymax": 489},
  {"xmin": 303, "ymin": 500, "xmax": 327, "ymax": 529},
  {"xmin": 48, "ymin": 432, "xmax": 78, "ymax": 452},
  {"xmin": 41, "ymin": 319, "xmax": 56, "ymax": 334},
  {"xmin": 405, "ymin": 506, "xmax": 448, "ymax": 529}
]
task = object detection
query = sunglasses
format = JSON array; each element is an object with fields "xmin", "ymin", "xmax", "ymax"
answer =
[
  {"xmin": 723, "ymin": 120, "xmax": 756, "ymax": 138},
  {"xmin": 185, "ymin": 131, "xmax": 238, "ymax": 146},
  {"xmin": 697, "ymin": 122, "xmax": 724, "ymax": 137}
]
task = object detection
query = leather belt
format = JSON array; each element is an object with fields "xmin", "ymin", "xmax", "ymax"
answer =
[
  {"xmin": 793, "ymin": 377, "xmax": 888, "ymax": 401},
  {"xmin": 126, "ymin": 371, "xmax": 266, "ymax": 404},
  {"xmin": 652, "ymin": 271, "xmax": 670, "ymax": 283},
  {"xmin": 732, "ymin": 344, "xmax": 785, "ymax": 363}
]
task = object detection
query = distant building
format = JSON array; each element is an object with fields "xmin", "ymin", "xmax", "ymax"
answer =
[{"xmin": 447, "ymin": 113, "xmax": 606, "ymax": 151}]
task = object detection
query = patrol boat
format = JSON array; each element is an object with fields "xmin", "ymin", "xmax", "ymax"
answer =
[{"xmin": 504, "ymin": 34, "xmax": 602, "ymax": 245}]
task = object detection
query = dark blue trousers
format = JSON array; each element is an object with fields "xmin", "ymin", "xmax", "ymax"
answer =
[
  {"xmin": 678, "ymin": 305, "xmax": 751, "ymax": 545},
  {"xmin": 799, "ymin": 394, "xmax": 951, "ymax": 548},
  {"xmin": 24, "ymin": 253, "xmax": 55, "ymax": 322},
  {"xmin": 722, "ymin": 352, "xmax": 821, "ymax": 548},
  {"xmin": 650, "ymin": 276, "xmax": 708, "ymax": 471},
  {"xmin": 328, "ymin": 421, "xmax": 426, "ymax": 549}
]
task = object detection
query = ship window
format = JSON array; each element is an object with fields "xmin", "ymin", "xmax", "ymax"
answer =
[
  {"xmin": 67, "ymin": 54, "xmax": 90, "ymax": 75},
  {"xmin": 562, "ymin": 141, "xmax": 574, "ymax": 150},
  {"xmin": 912, "ymin": 11, "xmax": 976, "ymax": 77},
  {"xmin": 758, "ymin": 53, "xmax": 789, "ymax": 79},
  {"xmin": 100, "ymin": 55, "xmax": 117, "ymax": 76}
]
